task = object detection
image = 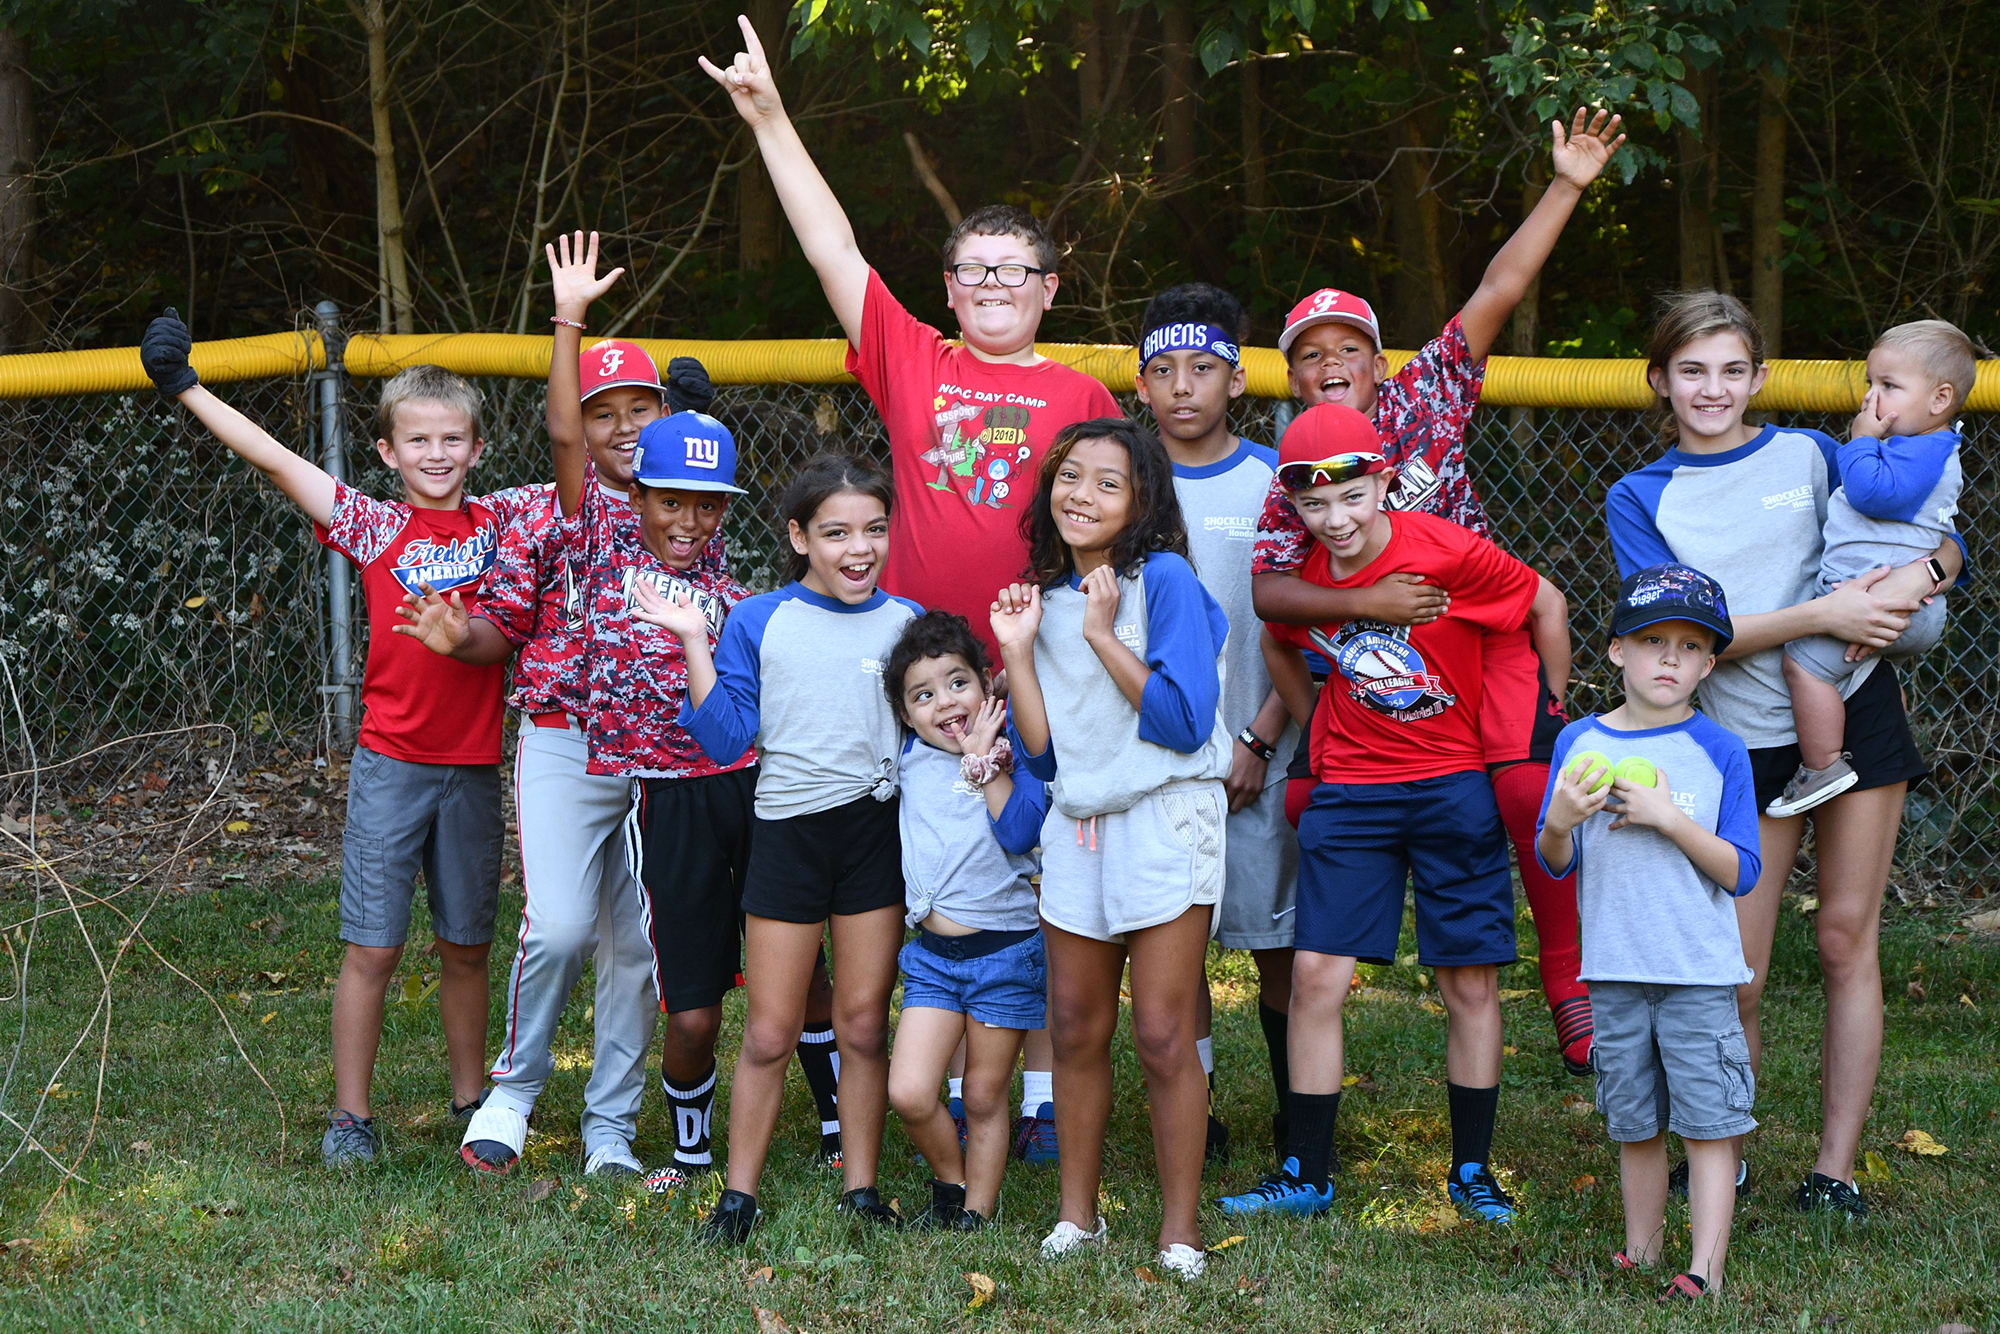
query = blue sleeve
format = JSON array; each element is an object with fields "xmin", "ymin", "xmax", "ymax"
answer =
[
  {"xmin": 1009, "ymin": 711, "xmax": 1056, "ymax": 782},
  {"xmin": 1533, "ymin": 723, "xmax": 1586, "ymax": 880},
  {"xmin": 1697, "ymin": 720, "xmax": 1764, "ymax": 896},
  {"xmin": 1605, "ymin": 468, "xmax": 1677, "ymax": 576},
  {"xmin": 989, "ymin": 770, "xmax": 1049, "ymax": 855},
  {"xmin": 1136, "ymin": 554, "xmax": 1229, "ymax": 753},
  {"xmin": 677, "ymin": 595, "xmax": 773, "ymax": 763},
  {"xmin": 1836, "ymin": 433, "xmax": 1957, "ymax": 522}
]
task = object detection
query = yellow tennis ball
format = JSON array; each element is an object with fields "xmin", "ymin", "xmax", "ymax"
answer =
[
  {"xmin": 1613, "ymin": 756, "xmax": 1660, "ymax": 789},
  {"xmin": 1564, "ymin": 750, "xmax": 1613, "ymax": 793}
]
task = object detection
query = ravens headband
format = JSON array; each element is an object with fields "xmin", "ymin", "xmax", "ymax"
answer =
[{"xmin": 1139, "ymin": 322, "xmax": 1241, "ymax": 369}]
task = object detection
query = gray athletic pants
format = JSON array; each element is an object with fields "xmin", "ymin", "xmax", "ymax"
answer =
[{"xmin": 486, "ymin": 714, "xmax": 656, "ymax": 1156}]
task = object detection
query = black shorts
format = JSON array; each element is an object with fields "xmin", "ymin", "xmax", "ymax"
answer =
[
  {"xmin": 1748, "ymin": 660, "xmax": 1929, "ymax": 811},
  {"xmin": 740, "ymin": 792, "xmax": 904, "ymax": 924},
  {"xmin": 629, "ymin": 767, "xmax": 756, "ymax": 1012}
]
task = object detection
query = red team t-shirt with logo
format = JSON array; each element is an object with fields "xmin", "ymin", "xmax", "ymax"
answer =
[
  {"xmin": 845, "ymin": 268, "xmax": 1120, "ymax": 661},
  {"xmin": 1268, "ymin": 511, "xmax": 1538, "ymax": 783},
  {"xmin": 317, "ymin": 481, "xmax": 539, "ymax": 765}
]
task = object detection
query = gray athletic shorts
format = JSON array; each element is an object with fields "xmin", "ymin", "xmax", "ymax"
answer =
[
  {"xmin": 1589, "ymin": 981, "xmax": 1757, "ymax": 1142},
  {"xmin": 339, "ymin": 744, "xmax": 502, "ymax": 949},
  {"xmin": 1214, "ymin": 778, "xmax": 1297, "ymax": 950},
  {"xmin": 1785, "ymin": 586, "xmax": 1946, "ymax": 685},
  {"xmin": 1038, "ymin": 778, "xmax": 1226, "ymax": 943}
]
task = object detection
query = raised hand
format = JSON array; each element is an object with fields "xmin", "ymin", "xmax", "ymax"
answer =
[
  {"xmin": 989, "ymin": 582, "xmax": 1043, "ymax": 654},
  {"xmin": 1079, "ymin": 565, "xmax": 1122, "ymax": 642},
  {"xmin": 546, "ymin": 230, "xmax": 625, "ymax": 322},
  {"xmin": 698, "ymin": 14, "xmax": 786, "ymax": 128},
  {"xmin": 1361, "ymin": 571, "xmax": 1450, "ymax": 626},
  {"xmin": 140, "ymin": 308, "xmax": 200, "ymax": 398},
  {"xmin": 962, "ymin": 695, "xmax": 1008, "ymax": 757},
  {"xmin": 391, "ymin": 582, "xmax": 471, "ymax": 656},
  {"xmin": 1550, "ymin": 106, "xmax": 1627, "ymax": 191},
  {"xmin": 629, "ymin": 577, "xmax": 708, "ymax": 642}
]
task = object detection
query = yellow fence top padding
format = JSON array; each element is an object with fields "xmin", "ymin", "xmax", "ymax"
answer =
[{"xmin": 4, "ymin": 330, "xmax": 1997, "ymax": 413}]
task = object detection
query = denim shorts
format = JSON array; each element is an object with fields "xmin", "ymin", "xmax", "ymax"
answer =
[
  {"xmin": 1590, "ymin": 982, "xmax": 1757, "ymax": 1142},
  {"xmin": 898, "ymin": 928, "xmax": 1047, "ymax": 1030}
]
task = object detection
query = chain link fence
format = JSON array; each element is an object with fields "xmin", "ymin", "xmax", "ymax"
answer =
[{"xmin": 0, "ymin": 358, "xmax": 1991, "ymax": 893}]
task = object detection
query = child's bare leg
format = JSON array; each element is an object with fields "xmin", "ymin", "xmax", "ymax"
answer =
[
  {"xmin": 961, "ymin": 1021, "xmax": 1027, "ymax": 1217},
  {"xmin": 887, "ymin": 1007, "xmax": 969, "ymax": 1181},
  {"xmin": 1783, "ymin": 654, "xmax": 1847, "ymax": 771},
  {"xmin": 1436, "ymin": 964, "xmax": 1503, "ymax": 1086},
  {"xmin": 661, "ymin": 1004, "xmax": 722, "ymax": 1084},
  {"xmin": 1685, "ymin": 1135, "xmax": 1740, "ymax": 1288},
  {"xmin": 1287, "ymin": 951, "xmax": 1358, "ymax": 1092},
  {"xmin": 331, "ymin": 942, "xmax": 403, "ymax": 1116},
  {"xmin": 826, "ymin": 904, "xmax": 902, "ymax": 1191},
  {"xmin": 1127, "ymin": 906, "xmax": 1213, "ymax": 1252},
  {"xmin": 435, "ymin": 939, "xmax": 492, "ymax": 1106},
  {"xmin": 723, "ymin": 916, "xmax": 822, "ymax": 1197},
  {"xmin": 1617, "ymin": 1133, "xmax": 1669, "ymax": 1267},
  {"xmin": 1043, "ymin": 924, "xmax": 1124, "ymax": 1230}
]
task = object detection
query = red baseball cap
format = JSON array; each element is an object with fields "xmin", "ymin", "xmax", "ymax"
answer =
[
  {"xmin": 579, "ymin": 339, "xmax": 664, "ymax": 402},
  {"xmin": 1276, "ymin": 404, "xmax": 1392, "ymax": 491},
  {"xmin": 1278, "ymin": 288, "xmax": 1382, "ymax": 357}
]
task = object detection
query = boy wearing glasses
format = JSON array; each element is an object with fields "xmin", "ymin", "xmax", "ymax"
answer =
[
  {"xmin": 1221, "ymin": 404, "xmax": 1569, "ymax": 1225},
  {"xmin": 701, "ymin": 16, "xmax": 1117, "ymax": 665}
]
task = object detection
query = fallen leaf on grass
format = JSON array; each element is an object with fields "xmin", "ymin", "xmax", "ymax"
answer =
[
  {"xmin": 1, "ymin": 1238, "xmax": 34, "ymax": 1257},
  {"xmin": 523, "ymin": 1178, "xmax": 559, "ymax": 1203},
  {"xmin": 1502, "ymin": 1045, "xmax": 1517, "ymax": 1056},
  {"xmin": 225, "ymin": 820, "xmax": 250, "ymax": 834},
  {"xmin": 1416, "ymin": 1203, "xmax": 1464, "ymax": 1233},
  {"xmin": 128, "ymin": 1140, "xmax": 152, "ymax": 1155},
  {"xmin": 1964, "ymin": 907, "xmax": 2000, "ymax": 935},
  {"xmin": 1234, "ymin": 1274, "xmax": 1266, "ymax": 1295},
  {"xmin": 752, "ymin": 1308, "xmax": 795, "ymax": 1334},
  {"xmin": 1563, "ymin": 1094, "xmax": 1593, "ymax": 1116},
  {"xmin": 1796, "ymin": 895, "xmax": 1819, "ymax": 914},
  {"xmin": 198, "ymin": 1199, "xmax": 241, "ymax": 1217},
  {"xmin": 1134, "ymin": 1265, "xmax": 1160, "ymax": 1283},
  {"xmin": 964, "ymin": 1271, "xmax": 995, "ymax": 1310},
  {"xmin": 1497, "ymin": 989, "xmax": 1535, "ymax": 1002},
  {"xmin": 259, "ymin": 1012, "xmax": 276, "ymax": 1025},
  {"xmin": 1897, "ymin": 1129, "xmax": 1948, "ymax": 1156},
  {"xmin": 1858, "ymin": 1151, "xmax": 1892, "ymax": 1182},
  {"xmin": 1907, "ymin": 980, "xmax": 1927, "ymax": 1001},
  {"xmin": 747, "ymin": 1266, "xmax": 774, "ymax": 1288},
  {"xmin": 1569, "ymin": 1174, "xmax": 1597, "ymax": 1191},
  {"xmin": 258, "ymin": 971, "xmax": 287, "ymax": 986},
  {"xmin": 1207, "ymin": 1235, "xmax": 1247, "ymax": 1252}
]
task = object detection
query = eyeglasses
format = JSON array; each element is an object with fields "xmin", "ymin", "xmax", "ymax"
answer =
[
  {"xmin": 947, "ymin": 262, "xmax": 1048, "ymax": 288},
  {"xmin": 1276, "ymin": 452, "xmax": 1390, "ymax": 490}
]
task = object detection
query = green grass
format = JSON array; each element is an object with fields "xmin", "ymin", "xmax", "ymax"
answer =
[{"xmin": 0, "ymin": 874, "xmax": 1994, "ymax": 1332}]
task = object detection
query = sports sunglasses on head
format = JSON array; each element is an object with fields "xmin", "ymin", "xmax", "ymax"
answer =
[{"xmin": 1276, "ymin": 452, "xmax": 1391, "ymax": 491}]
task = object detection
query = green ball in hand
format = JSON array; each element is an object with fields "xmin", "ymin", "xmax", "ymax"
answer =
[
  {"xmin": 1564, "ymin": 749, "xmax": 1613, "ymax": 793},
  {"xmin": 1613, "ymin": 756, "xmax": 1660, "ymax": 789}
]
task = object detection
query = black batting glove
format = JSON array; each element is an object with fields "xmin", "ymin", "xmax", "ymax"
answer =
[
  {"xmin": 140, "ymin": 307, "xmax": 200, "ymax": 397},
  {"xmin": 665, "ymin": 355, "xmax": 715, "ymax": 415}
]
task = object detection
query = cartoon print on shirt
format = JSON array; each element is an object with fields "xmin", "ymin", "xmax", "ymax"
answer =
[
  {"xmin": 926, "ymin": 397, "xmax": 986, "ymax": 489},
  {"xmin": 925, "ymin": 396, "xmax": 1039, "ymax": 510},
  {"xmin": 1309, "ymin": 619, "xmax": 1458, "ymax": 722}
]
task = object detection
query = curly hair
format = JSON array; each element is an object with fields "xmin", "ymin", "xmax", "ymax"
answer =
[
  {"xmin": 883, "ymin": 610, "xmax": 991, "ymax": 719},
  {"xmin": 1017, "ymin": 416, "xmax": 1190, "ymax": 587}
]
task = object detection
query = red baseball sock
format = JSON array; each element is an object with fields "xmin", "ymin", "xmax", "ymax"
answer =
[{"xmin": 1490, "ymin": 762, "xmax": 1591, "ymax": 1065}]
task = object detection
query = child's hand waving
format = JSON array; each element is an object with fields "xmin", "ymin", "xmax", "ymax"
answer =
[
  {"xmin": 1078, "ymin": 566, "xmax": 1121, "ymax": 643},
  {"xmin": 546, "ymin": 230, "xmax": 625, "ymax": 322},
  {"xmin": 962, "ymin": 696, "xmax": 1008, "ymax": 758},
  {"xmin": 1549, "ymin": 106, "xmax": 1627, "ymax": 191},
  {"xmin": 990, "ymin": 583, "xmax": 1043, "ymax": 653},
  {"xmin": 629, "ymin": 578, "xmax": 708, "ymax": 642},
  {"xmin": 699, "ymin": 14, "xmax": 786, "ymax": 128},
  {"xmin": 391, "ymin": 582, "xmax": 472, "ymax": 657}
]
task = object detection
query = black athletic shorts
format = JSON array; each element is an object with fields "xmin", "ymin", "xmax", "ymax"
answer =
[
  {"xmin": 1748, "ymin": 660, "xmax": 1928, "ymax": 811},
  {"xmin": 740, "ymin": 792, "xmax": 904, "ymax": 924},
  {"xmin": 628, "ymin": 766, "xmax": 756, "ymax": 1012}
]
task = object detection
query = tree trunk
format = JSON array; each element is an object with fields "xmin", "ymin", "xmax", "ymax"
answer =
[
  {"xmin": 1157, "ymin": 4, "xmax": 1194, "ymax": 179},
  {"xmin": 738, "ymin": 0, "xmax": 787, "ymax": 277},
  {"xmin": 1675, "ymin": 66, "xmax": 1723, "ymax": 292},
  {"xmin": 0, "ymin": 27, "xmax": 38, "ymax": 353},
  {"xmin": 1388, "ymin": 109, "xmax": 1453, "ymax": 342},
  {"xmin": 359, "ymin": 0, "xmax": 413, "ymax": 334},
  {"xmin": 1241, "ymin": 54, "xmax": 1266, "ymax": 217},
  {"xmin": 1750, "ymin": 34, "xmax": 1792, "ymax": 355},
  {"xmin": 1076, "ymin": 5, "xmax": 1104, "ymax": 126}
]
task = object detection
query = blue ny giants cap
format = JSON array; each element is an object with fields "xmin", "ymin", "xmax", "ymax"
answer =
[
  {"xmin": 1610, "ymin": 563, "xmax": 1734, "ymax": 652},
  {"xmin": 631, "ymin": 411, "xmax": 747, "ymax": 494}
]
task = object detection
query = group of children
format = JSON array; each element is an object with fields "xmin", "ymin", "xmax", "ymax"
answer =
[{"xmin": 131, "ymin": 11, "xmax": 1975, "ymax": 1302}]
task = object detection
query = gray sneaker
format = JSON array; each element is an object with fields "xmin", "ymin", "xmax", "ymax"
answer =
[
  {"xmin": 322, "ymin": 1109, "xmax": 379, "ymax": 1166},
  {"xmin": 1764, "ymin": 755, "xmax": 1858, "ymax": 817}
]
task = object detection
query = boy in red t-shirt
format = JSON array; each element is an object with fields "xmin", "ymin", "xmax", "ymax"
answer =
[
  {"xmin": 1218, "ymin": 405, "xmax": 1569, "ymax": 1225},
  {"xmin": 1252, "ymin": 109, "xmax": 1627, "ymax": 1074},
  {"xmin": 141, "ymin": 311, "xmax": 540, "ymax": 1167}
]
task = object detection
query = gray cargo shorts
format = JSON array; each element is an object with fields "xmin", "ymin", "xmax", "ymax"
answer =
[
  {"xmin": 339, "ymin": 745, "xmax": 502, "ymax": 949},
  {"xmin": 1589, "ymin": 981, "xmax": 1757, "ymax": 1142}
]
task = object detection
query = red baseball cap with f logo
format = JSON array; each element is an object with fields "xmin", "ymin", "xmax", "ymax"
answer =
[
  {"xmin": 579, "ymin": 339, "xmax": 664, "ymax": 402},
  {"xmin": 1278, "ymin": 288, "xmax": 1382, "ymax": 357}
]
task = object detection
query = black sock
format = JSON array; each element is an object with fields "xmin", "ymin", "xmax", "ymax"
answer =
[
  {"xmin": 796, "ymin": 1022, "xmax": 841, "ymax": 1134},
  {"xmin": 1447, "ymin": 1082, "xmax": 1499, "ymax": 1174},
  {"xmin": 1285, "ymin": 1090, "xmax": 1341, "ymax": 1188},
  {"xmin": 1258, "ymin": 1004, "xmax": 1291, "ymax": 1116},
  {"xmin": 663, "ymin": 1064, "xmax": 718, "ymax": 1167}
]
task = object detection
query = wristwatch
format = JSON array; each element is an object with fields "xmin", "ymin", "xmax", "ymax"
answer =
[
  {"xmin": 1236, "ymin": 728, "xmax": 1276, "ymax": 762},
  {"xmin": 1925, "ymin": 556, "xmax": 1949, "ymax": 594}
]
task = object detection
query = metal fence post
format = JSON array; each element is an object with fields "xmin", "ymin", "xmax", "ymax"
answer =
[{"xmin": 314, "ymin": 299, "xmax": 358, "ymax": 747}]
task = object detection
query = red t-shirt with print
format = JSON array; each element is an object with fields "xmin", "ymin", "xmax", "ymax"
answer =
[
  {"xmin": 1267, "ymin": 511, "xmax": 1537, "ymax": 783},
  {"xmin": 845, "ymin": 268, "xmax": 1120, "ymax": 661}
]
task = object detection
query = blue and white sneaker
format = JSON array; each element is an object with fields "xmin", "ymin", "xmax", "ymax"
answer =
[
  {"xmin": 1013, "ymin": 1101, "xmax": 1058, "ymax": 1165},
  {"xmin": 1216, "ymin": 1157, "xmax": 1334, "ymax": 1217},
  {"xmin": 1447, "ymin": 1162, "xmax": 1517, "ymax": 1224}
]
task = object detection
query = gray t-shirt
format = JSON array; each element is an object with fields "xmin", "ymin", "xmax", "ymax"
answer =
[
  {"xmin": 897, "ymin": 737, "xmax": 1045, "ymax": 931},
  {"xmin": 1536, "ymin": 713, "xmax": 1761, "ymax": 986},
  {"xmin": 1172, "ymin": 440, "xmax": 1301, "ymax": 784}
]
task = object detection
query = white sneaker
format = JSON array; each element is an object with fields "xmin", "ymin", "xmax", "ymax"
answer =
[
  {"xmin": 1158, "ymin": 1243, "xmax": 1207, "ymax": 1280},
  {"xmin": 1040, "ymin": 1215, "xmax": 1109, "ymax": 1259},
  {"xmin": 583, "ymin": 1142, "xmax": 643, "ymax": 1177}
]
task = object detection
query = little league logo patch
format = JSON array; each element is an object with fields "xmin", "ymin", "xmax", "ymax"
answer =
[
  {"xmin": 1309, "ymin": 619, "xmax": 1457, "ymax": 721},
  {"xmin": 391, "ymin": 530, "xmax": 498, "ymax": 596}
]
